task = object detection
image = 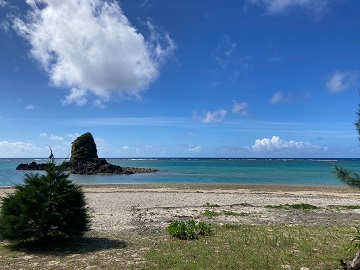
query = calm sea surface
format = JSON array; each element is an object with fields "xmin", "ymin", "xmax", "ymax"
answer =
[{"xmin": 1, "ymin": 158, "xmax": 359, "ymax": 187}]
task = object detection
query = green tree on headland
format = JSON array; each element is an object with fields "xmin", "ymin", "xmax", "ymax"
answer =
[{"xmin": 0, "ymin": 163, "xmax": 89, "ymax": 242}]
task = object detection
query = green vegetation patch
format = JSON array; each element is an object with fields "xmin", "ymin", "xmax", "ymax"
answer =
[
  {"xmin": 202, "ymin": 210, "xmax": 221, "ymax": 218},
  {"xmin": 144, "ymin": 225, "xmax": 356, "ymax": 270},
  {"xmin": 166, "ymin": 220, "xmax": 212, "ymax": 240},
  {"xmin": 223, "ymin": 211, "xmax": 249, "ymax": 217},
  {"xmin": 265, "ymin": 203, "xmax": 319, "ymax": 211}
]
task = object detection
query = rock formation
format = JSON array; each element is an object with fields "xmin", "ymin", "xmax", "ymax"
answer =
[
  {"xmin": 70, "ymin": 132, "xmax": 98, "ymax": 163},
  {"xmin": 16, "ymin": 132, "xmax": 158, "ymax": 175}
]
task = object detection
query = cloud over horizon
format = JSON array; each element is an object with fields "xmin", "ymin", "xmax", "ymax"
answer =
[
  {"xmin": 252, "ymin": 136, "xmax": 320, "ymax": 153},
  {"xmin": 12, "ymin": 0, "xmax": 176, "ymax": 105},
  {"xmin": 0, "ymin": 140, "xmax": 38, "ymax": 157}
]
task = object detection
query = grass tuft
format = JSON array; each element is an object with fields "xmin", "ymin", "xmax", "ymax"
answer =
[{"xmin": 265, "ymin": 203, "xmax": 319, "ymax": 211}]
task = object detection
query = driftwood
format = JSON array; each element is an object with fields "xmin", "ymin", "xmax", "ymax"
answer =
[{"xmin": 339, "ymin": 250, "xmax": 360, "ymax": 270}]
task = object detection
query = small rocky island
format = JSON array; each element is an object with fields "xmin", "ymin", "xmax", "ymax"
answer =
[{"xmin": 16, "ymin": 132, "xmax": 158, "ymax": 175}]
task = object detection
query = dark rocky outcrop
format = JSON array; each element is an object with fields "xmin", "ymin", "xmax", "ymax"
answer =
[
  {"xmin": 16, "ymin": 132, "xmax": 158, "ymax": 175},
  {"xmin": 16, "ymin": 161, "xmax": 48, "ymax": 171}
]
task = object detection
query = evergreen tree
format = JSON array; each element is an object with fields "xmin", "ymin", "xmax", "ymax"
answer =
[
  {"xmin": 0, "ymin": 163, "xmax": 90, "ymax": 242},
  {"xmin": 332, "ymin": 100, "xmax": 360, "ymax": 188}
]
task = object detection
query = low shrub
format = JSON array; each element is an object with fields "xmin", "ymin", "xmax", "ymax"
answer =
[
  {"xmin": 0, "ymin": 163, "xmax": 90, "ymax": 242},
  {"xmin": 166, "ymin": 220, "xmax": 212, "ymax": 240}
]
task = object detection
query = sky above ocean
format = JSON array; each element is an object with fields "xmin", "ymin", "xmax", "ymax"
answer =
[{"xmin": 0, "ymin": 0, "xmax": 360, "ymax": 158}]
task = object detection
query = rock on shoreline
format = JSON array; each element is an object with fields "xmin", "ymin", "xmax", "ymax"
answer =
[{"xmin": 16, "ymin": 158, "xmax": 158, "ymax": 175}]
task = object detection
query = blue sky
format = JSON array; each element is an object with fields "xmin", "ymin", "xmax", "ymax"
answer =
[{"xmin": 0, "ymin": 0, "xmax": 360, "ymax": 158}]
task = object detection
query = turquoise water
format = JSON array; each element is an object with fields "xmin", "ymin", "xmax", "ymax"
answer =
[{"xmin": 0, "ymin": 158, "xmax": 359, "ymax": 187}]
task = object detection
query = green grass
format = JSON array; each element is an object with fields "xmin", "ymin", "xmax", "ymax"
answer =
[
  {"xmin": 265, "ymin": 203, "xmax": 319, "ymax": 211},
  {"xmin": 0, "ymin": 225, "xmax": 357, "ymax": 269},
  {"xmin": 143, "ymin": 224, "xmax": 357, "ymax": 270},
  {"xmin": 202, "ymin": 210, "xmax": 221, "ymax": 218},
  {"xmin": 223, "ymin": 211, "xmax": 249, "ymax": 217},
  {"xmin": 203, "ymin": 210, "xmax": 250, "ymax": 217}
]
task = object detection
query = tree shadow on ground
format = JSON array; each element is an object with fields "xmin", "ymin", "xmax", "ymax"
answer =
[{"xmin": 4, "ymin": 236, "xmax": 127, "ymax": 256}]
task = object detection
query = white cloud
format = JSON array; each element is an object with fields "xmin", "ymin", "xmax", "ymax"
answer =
[
  {"xmin": 0, "ymin": 141, "xmax": 38, "ymax": 157},
  {"xmin": 122, "ymin": 146, "xmax": 130, "ymax": 150},
  {"xmin": 269, "ymin": 91, "xmax": 291, "ymax": 105},
  {"xmin": 0, "ymin": 1, "xmax": 6, "ymax": 7},
  {"xmin": 326, "ymin": 71, "xmax": 359, "ymax": 93},
  {"xmin": 95, "ymin": 137, "xmax": 107, "ymax": 152},
  {"xmin": 252, "ymin": 136, "xmax": 319, "ymax": 152},
  {"xmin": 62, "ymin": 88, "xmax": 88, "ymax": 106},
  {"xmin": 40, "ymin": 133, "xmax": 64, "ymax": 141},
  {"xmin": 49, "ymin": 134, "xmax": 64, "ymax": 141},
  {"xmin": 195, "ymin": 109, "xmax": 227, "ymax": 124},
  {"xmin": 67, "ymin": 133, "xmax": 80, "ymax": 141},
  {"xmin": 13, "ymin": 0, "xmax": 175, "ymax": 105},
  {"xmin": 232, "ymin": 100, "xmax": 248, "ymax": 115},
  {"xmin": 25, "ymin": 104, "xmax": 39, "ymax": 110},
  {"xmin": 186, "ymin": 144, "xmax": 202, "ymax": 153},
  {"xmin": 247, "ymin": 0, "xmax": 330, "ymax": 15}
]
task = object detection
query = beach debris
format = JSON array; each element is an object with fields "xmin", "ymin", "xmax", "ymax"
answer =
[{"xmin": 339, "ymin": 250, "xmax": 360, "ymax": 270}]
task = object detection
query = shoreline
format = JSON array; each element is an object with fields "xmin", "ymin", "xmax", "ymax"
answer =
[{"xmin": 0, "ymin": 183, "xmax": 354, "ymax": 192}]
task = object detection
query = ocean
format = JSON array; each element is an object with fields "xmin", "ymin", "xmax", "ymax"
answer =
[{"xmin": 0, "ymin": 158, "xmax": 359, "ymax": 187}]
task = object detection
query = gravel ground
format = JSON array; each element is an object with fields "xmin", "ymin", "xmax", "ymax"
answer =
[
  {"xmin": 79, "ymin": 184, "xmax": 360, "ymax": 233},
  {"xmin": 1, "ymin": 184, "xmax": 360, "ymax": 233}
]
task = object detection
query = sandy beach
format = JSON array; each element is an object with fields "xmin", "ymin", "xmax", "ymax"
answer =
[
  {"xmin": 2, "ymin": 184, "xmax": 357, "ymax": 233},
  {"xmin": 1, "ymin": 184, "xmax": 359, "ymax": 233}
]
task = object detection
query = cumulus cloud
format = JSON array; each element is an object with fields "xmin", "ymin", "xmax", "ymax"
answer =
[
  {"xmin": 12, "ymin": 0, "xmax": 175, "ymax": 105},
  {"xmin": 195, "ymin": 109, "xmax": 227, "ymax": 124},
  {"xmin": 232, "ymin": 100, "xmax": 248, "ymax": 115},
  {"xmin": 247, "ymin": 0, "xmax": 330, "ymax": 15},
  {"xmin": 269, "ymin": 91, "xmax": 291, "ymax": 105},
  {"xmin": 252, "ymin": 136, "xmax": 319, "ymax": 152},
  {"xmin": 0, "ymin": 141, "xmax": 38, "ymax": 157},
  {"xmin": 0, "ymin": 0, "xmax": 6, "ymax": 7},
  {"xmin": 326, "ymin": 71, "xmax": 359, "ymax": 93}
]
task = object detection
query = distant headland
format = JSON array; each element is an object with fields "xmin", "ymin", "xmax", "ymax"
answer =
[{"xmin": 16, "ymin": 132, "xmax": 158, "ymax": 175}]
